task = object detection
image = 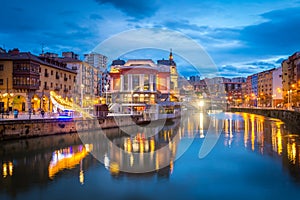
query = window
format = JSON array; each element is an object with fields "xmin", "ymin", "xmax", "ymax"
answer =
[
  {"xmin": 51, "ymin": 70, "xmax": 53, "ymax": 75},
  {"xmin": 123, "ymin": 75, "xmax": 128, "ymax": 90},
  {"xmin": 0, "ymin": 79, "xmax": 3, "ymax": 85},
  {"xmin": 0, "ymin": 64, "xmax": 3, "ymax": 71},
  {"xmin": 132, "ymin": 75, "xmax": 140, "ymax": 90},
  {"xmin": 144, "ymin": 74, "xmax": 149, "ymax": 91}
]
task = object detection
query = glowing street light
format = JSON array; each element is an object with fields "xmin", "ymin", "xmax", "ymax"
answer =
[
  {"xmin": 80, "ymin": 84, "xmax": 84, "ymax": 108},
  {"xmin": 104, "ymin": 84, "xmax": 109, "ymax": 105},
  {"xmin": 272, "ymin": 94, "xmax": 276, "ymax": 108},
  {"xmin": 288, "ymin": 90, "xmax": 292, "ymax": 110},
  {"xmin": 198, "ymin": 100, "xmax": 204, "ymax": 112}
]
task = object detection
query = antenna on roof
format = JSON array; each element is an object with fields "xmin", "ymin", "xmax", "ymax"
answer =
[{"xmin": 41, "ymin": 43, "xmax": 45, "ymax": 55}]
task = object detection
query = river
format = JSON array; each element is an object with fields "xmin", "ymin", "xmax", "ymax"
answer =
[{"xmin": 1, "ymin": 112, "xmax": 300, "ymax": 200}]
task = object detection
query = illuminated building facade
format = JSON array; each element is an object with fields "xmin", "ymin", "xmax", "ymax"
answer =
[
  {"xmin": 84, "ymin": 52, "xmax": 108, "ymax": 97},
  {"xmin": 0, "ymin": 49, "xmax": 77, "ymax": 113},
  {"xmin": 58, "ymin": 54, "xmax": 100, "ymax": 108},
  {"xmin": 281, "ymin": 52, "xmax": 300, "ymax": 107},
  {"xmin": 257, "ymin": 68, "xmax": 274, "ymax": 107},
  {"xmin": 108, "ymin": 51, "xmax": 179, "ymax": 115},
  {"xmin": 223, "ymin": 78, "xmax": 245, "ymax": 106},
  {"xmin": 272, "ymin": 67, "xmax": 283, "ymax": 107}
]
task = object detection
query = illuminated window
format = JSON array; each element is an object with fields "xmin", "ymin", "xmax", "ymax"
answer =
[
  {"xmin": 124, "ymin": 75, "xmax": 128, "ymax": 91},
  {"xmin": 144, "ymin": 74, "xmax": 149, "ymax": 91},
  {"xmin": 132, "ymin": 75, "xmax": 139, "ymax": 90}
]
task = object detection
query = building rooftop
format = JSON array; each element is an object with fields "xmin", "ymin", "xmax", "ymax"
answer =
[{"xmin": 0, "ymin": 49, "xmax": 77, "ymax": 74}]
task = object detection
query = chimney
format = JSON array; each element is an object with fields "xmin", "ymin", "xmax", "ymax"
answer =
[{"xmin": 9, "ymin": 48, "xmax": 20, "ymax": 55}]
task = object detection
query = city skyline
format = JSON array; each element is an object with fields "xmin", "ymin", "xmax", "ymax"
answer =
[{"xmin": 1, "ymin": 0, "xmax": 300, "ymax": 78}]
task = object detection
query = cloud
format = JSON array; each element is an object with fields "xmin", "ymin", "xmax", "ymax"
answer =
[
  {"xmin": 245, "ymin": 61, "xmax": 276, "ymax": 68},
  {"xmin": 94, "ymin": 0, "xmax": 159, "ymax": 19},
  {"xmin": 238, "ymin": 7, "xmax": 300, "ymax": 56}
]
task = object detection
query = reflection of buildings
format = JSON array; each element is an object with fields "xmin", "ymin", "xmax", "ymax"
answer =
[
  {"xmin": 48, "ymin": 144, "xmax": 93, "ymax": 181},
  {"xmin": 103, "ymin": 120, "xmax": 181, "ymax": 175},
  {"xmin": 223, "ymin": 113, "xmax": 300, "ymax": 182},
  {"xmin": 0, "ymin": 133, "xmax": 96, "ymax": 196}
]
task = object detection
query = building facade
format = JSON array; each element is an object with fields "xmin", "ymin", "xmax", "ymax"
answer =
[
  {"xmin": 0, "ymin": 49, "xmax": 77, "ymax": 113},
  {"xmin": 108, "ymin": 51, "xmax": 179, "ymax": 115},
  {"xmin": 281, "ymin": 52, "xmax": 300, "ymax": 108},
  {"xmin": 84, "ymin": 52, "xmax": 108, "ymax": 97},
  {"xmin": 272, "ymin": 67, "xmax": 283, "ymax": 107},
  {"xmin": 257, "ymin": 68, "xmax": 274, "ymax": 107},
  {"xmin": 59, "ymin": 53, "xmax": 100, "ymax": 108}
]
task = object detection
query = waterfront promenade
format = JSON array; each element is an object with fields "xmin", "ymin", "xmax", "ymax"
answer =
[
  {"xmin": 0, "ymin": 112, "xmax": 59, "ymax": 121},
  {"xmin": 229, "ymin": 106, "xmax": 300, "ymax": 131}
]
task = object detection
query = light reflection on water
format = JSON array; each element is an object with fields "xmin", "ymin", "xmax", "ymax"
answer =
[{"xmin": 1, "ymin": 112, "xmax": 300, "ymax": 199}]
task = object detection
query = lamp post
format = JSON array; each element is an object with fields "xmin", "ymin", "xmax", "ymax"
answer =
[
  {"xmin": 104, "ymin": 84, "xmax": 109, "ymax": 105},
  {"xmin": 198, "ymin": 100, "xmax": 204, "ymax": 112},
  {"xmin": 80, "ymin": 84, "xmax": 84, "ymax": 108},
  {"xmin": 130, "ymin": 90, "xmax": 133, "ymax": 115},
  {"xmin": 4, "ymin": 78, "xmax": 13, "ymax": 112},
  {"xmin": 288, "ymin": 90, "xmax": 292, "ymax": 110},
  {"xmin": 272, "ymin": 94, "xmax": 276, "ymax": 108}
]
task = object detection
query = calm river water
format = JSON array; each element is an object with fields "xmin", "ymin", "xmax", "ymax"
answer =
[{"xmin": 1, "ymin": 112, "xmax": 300, "ymax": 200}]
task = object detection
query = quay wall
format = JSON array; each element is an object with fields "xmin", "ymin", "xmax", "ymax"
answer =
[
  {"xmin": 230, "ymin": 107, "xmax": 300, "ymax": 130},
  {"xmin": 0, "ymin": 116, "xmax": 142, "ymax": 141}
]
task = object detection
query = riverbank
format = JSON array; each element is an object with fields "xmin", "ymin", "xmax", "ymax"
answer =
[
  {"xmin": 0, "ymin": 115, "xmax": 147, "ymax": 141},
  {"xmin": 229, "ymin": 107, "xmax": 300, "ymax": 132}
]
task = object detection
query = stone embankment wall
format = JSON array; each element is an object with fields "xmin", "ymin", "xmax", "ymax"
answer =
[
  {"xmin": 230, "ymin": 107, "xmax": 300, "ymax": 131},
  {"xmin": 0, "ymin": 116, "xmax": 142, "ymax": 141}
]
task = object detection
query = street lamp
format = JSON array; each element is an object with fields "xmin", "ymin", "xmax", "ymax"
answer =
[
  {"xmin": 198, "ymin": 100, "xmax": 204, "ymax": 112},
  {"xmin": 288, "ymin": 90, "xmax": 292, "ymax": 110},
  {"xmin": 272, "ymin": 94, "xmax": 276, "ymax": 108},
  {"xmin": 104, "ymin": 84, "xmax": 109, "ymax": 105},
  {"xmin": 80, "ymin": 84, "xmax": 84, "ymax": 108}
]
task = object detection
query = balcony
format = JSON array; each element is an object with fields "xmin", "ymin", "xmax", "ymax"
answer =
[
  {"xmin": 64, "ymin": 77, "xmax": 68, "ymax": 81},
  {"xmin": 56, "ymin": 75, "xmax": 60, "ymax": 79},
  {"xmin": 13, "ymin": 84, "xmax": 39, "ymax": 90},
  {"xmin": 64, "ymin": 89, "xmax": 69, "ymax": 93},
  {"xmin": 44, "ymin": 86, "xmax": 49, "ymax": 90},
  {"xmin": 54, "ymin": 86, "xmax": 60, "ymax": 91}
]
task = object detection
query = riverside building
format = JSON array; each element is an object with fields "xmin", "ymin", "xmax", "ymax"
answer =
[{"xmin": 0, "ymin": 48, "xmax": 77, "ymax": 113}]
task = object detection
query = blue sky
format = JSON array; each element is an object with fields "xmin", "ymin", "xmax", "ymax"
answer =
[{"xmin": 1, "ymin": 0, "xmax": 300, "ymax": 78}]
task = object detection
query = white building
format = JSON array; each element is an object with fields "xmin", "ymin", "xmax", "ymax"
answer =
[
  {"xmin": 84, "ymin": 52, "xmax": 107, "ymax": 71},
  {"xmin": 84, "ymin": 52, "xmax": 108, "ymax": 97}
]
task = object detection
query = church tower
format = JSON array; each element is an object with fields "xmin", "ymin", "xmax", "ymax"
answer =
[{"xmin": 169, "ymin": 49, "xmax": 178, "ymax": 93}]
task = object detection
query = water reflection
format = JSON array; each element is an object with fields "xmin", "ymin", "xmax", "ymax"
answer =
[
  {"xmin": 223, "ymin": 112, "xmax": 300, "ymax": 182},
  {"xmin": 48, "ymin": 144, "xmax": 93, "ymax": 183},
  {"xmin": 78, "ymin": 119, "xmax": 182, "ymax": 175},
  {"xmin": 1, "ymin": 112, "xmax": 300, "ymax": 198}
]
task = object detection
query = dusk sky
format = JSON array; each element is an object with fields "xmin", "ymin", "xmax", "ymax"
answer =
[{"xmin": 1, "ymin": 0, "xmax": 300, "ymax": 78}]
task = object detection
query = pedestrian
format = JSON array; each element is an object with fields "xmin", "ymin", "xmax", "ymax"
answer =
[
  {"xmin": 28, "ymin": 108, "xmax": 32, "ymax": 119},
  {"xmin": 41, "ymin": 110, "xmax": 45, "ymax": 118},
  {"xmin": 6, "ymin": 109, "xmax": 9, "ymax": 118},
  {"xmin": 13, "ymin": 109, "xmax": 18, "ymax": 118},
  {"xmin": 1, "ymin": 108, "xmax": 4, "ymax": 119}
]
